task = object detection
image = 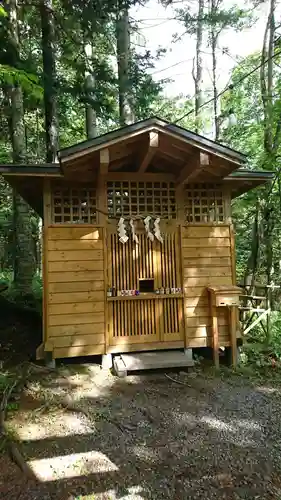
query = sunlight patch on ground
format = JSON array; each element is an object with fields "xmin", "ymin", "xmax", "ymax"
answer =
[
  {"xmin": 14, "ymin": 413, "xmax": 93, "ymax": 440},
  {"xmin": 99, "ymin": 485, "xmax": 144, "ymax": 500},
  {"xmin": 200, "ymin": 415, "xmax": 260, "ymax": 446},
  {"xmin": 234, "ymin": 418, "xmax": 261, "ymax": 431},
  {"xmin": 256, "ymin": 385, "xmax": 281, "ymax": 395},
  {"xmin": 172, "ymin": 411, "xmax": 198, "ymax": 426},
  {"xmin": 28, "ymin": 450, "xmax": 119, "ymax": 481},
  {"xmin": 130, "ymin": 445, "xmax": 159, "ymax": 461},
  {"xmin": 69, "ymin": 369, "xmax": 116, "ymax": 400}
]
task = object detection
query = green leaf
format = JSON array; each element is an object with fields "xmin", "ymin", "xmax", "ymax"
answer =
[{"xmin": 0, "ymin": 5, "xmax": 7, "ymax": 17}]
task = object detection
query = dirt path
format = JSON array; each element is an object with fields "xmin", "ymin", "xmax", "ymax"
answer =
[{"xmin": 3, "ymin": 365, "xmax": 281, "ymax": 499}]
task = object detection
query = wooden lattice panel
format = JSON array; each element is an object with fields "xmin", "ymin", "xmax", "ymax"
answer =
[
  {"xmin": 163, "ymin": 298, "xmax": 181, "ymax": 335},
  {"xmin": 109, "ymin": 299, "xmax": 159, "ymax": 343},
  {"xmin": 107, "ymin": 181, "xmax": 176, "ymax": 218},
  {"xmin": 107, "ymin": 228, "xmax": 184, "ymax": 345},
  {"xmin": 108, "ymin": 297, "xmax": 183, "ymax": 345},
  {"xmin": 160, "ymin": 235, "xmax": 180, "ymax": 288},
  {"xmin": 108, "ymin": 231, "xmax": 181, "ymax": 290},
  {"xmin": 184, "ymin": 184, "xmax": 225, "ymax": 223},
  {"xmin": 51, "ymin": 186, "xmax": 97, "ymax": 224}
]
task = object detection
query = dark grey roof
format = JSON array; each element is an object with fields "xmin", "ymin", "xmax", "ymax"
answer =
[
  {"xmin": 224, "ymin": 169, "xmax": 274, "ymax": 197},
  {"xmin": 0, "ymin": 163, "xmax": 61, "ymax": 175},
  {"xmin": 227, "ymin": 169, "xmax": 274, "ymax": 180},
  {"xmin": 58, "ymin": 117, "xmax": 247, "ymax": 164}
]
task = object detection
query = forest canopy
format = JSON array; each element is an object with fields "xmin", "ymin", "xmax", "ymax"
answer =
[{"xmin": 0, "ymin": 0, "xmax": 280, "ymax": 316}]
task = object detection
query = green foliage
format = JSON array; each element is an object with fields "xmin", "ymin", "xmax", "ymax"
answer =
[
  {"xmin": 221, "ymin": 50, "xmax": 281, "ymax": 287},
  {"xmin": 0, "ymin": 0, "xmax": 166, "ymax": 299},
  {"xmin": 240, "ymin": 312, "xmax": 281, "ymax": 369},
  {"xmin": 0, "ymin": 65, "xmax": 42, "ymax": 99},
  {"xmin": 0, "ymin": 5, "xmax": 7, "ymax": 18},
  {"xmin": 173, "ymin": 0, "xmax": 254, "ymax": 41}
]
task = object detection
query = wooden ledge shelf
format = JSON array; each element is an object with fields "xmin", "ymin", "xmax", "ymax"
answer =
[{"xmin": 107, "ymin": 293, "xmax": 184, "ymax": 301}]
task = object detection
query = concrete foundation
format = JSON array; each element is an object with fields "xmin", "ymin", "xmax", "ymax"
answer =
[{"xmin": 102, "ymin": 353, "xmax": 113, "ymax": 370}]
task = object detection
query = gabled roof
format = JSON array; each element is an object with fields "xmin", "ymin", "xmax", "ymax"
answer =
[
  {"xmin": 58, "ymin": 116, "xmax": 247, "ymax": 165},
  {"xmin": 0, "ymin": 117, "xmax": 273, "ymax": 216}
]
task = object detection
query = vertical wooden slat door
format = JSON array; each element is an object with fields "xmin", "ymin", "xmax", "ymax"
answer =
[{"xmin": 107, "ymin": 226, "xmax": 184, "ymax": 347}]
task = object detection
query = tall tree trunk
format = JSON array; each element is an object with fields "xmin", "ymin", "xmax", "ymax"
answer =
[
  {"xmin": 211, "ymin": 34, "xmax": 219, "ymax": 141},
  {"xmin": 210, "ymin": 0, "xmax": 219, "ymax": 140},
  {"xmin": 243, "ymin": 203, "xmax": 260, "ymax": 293},
  {"xmin": 7, "ymin": 0, "xmax": 35, "ymax": 295},
  {"xmin": 260, "ymin": 0, "xmax": 276, "ymax": 341},
  {"xmin": 85, "ymin": 74, "xmax": 97, "ymax": 139},
  {"xmin": 116, "ymin": 6, "xmax": 134, "ymax": 126},
  {"xmin": 260, "ymin": 0, "xmax": 275, "ymax": 156},
  {"xmin": 84, "ymin": 42, "xmax": 97, "ymax": 139},
  {"xmin": 193, "ymin": 0, "xmax": 204, "ymax": 133},
  {"xmin": 40, "ymin": 0, "xmax": 58, "ymax": 162},
  {"xmin": 208, "ymin": 0, "xmax": 220, "ymax": 141}
]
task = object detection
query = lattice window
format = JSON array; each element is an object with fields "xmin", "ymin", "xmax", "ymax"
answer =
[
  {"xmin": 184, "ymin": 183, "xmax": 225, "ymax": 223},
  {"xmin": 107, "ymin": 181, "xmax": 176, "ymax": 218},
  {"xmin": 51, "ymin": 186, "xmax": 97, "ymax": 224}
]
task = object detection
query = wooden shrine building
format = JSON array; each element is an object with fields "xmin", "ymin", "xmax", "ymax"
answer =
[{"xmin": 0, "ymin": 118, "xmax": 273, "ymax": 367}]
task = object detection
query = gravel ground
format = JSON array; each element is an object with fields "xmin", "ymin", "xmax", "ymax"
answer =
[{"xmin": 3, "ymin": 365, "xmax": 281, "ymax": 500}]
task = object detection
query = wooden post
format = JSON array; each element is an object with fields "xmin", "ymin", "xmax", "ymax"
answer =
[
  {"xmin": 266, "ymin": 285, "xmax": 272, "ymax": 345},
  {"xmin": 229, "ymin": 306, "xmax": 237, "ymax": 367},
  {"xmin": 210, "ymin": 294, "xmax": 219, "ymax": 369},
  {"xmin": 98, "ymin": 149, "xmax": 109, "ymax": 353},
  {"xmin": 229, "ymin": 223, "xmax": 240, "ymax": 355},
  {"xmin": 43, "ymin": 178, "xmax": 51, "ymax": 344}
]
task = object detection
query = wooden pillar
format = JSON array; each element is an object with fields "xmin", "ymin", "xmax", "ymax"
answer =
[
  {"xmin": 98, "ymin": 149, "xmax": 109, "ymax": 352},
  {"xmin": 176, "ymin": 184, "xmax": 187, "ymax": 348},
  {"xmin": 229, "ymin": 306, "xmax": 238, "ymax": 367},
  {"xmin": 229, "ymin": 223, "xmax": 240, "ymax": 361},
  {"xmin": 210, "ymin": 294, "xmax": 220, "ymax": 369},
  {"xmin": 43, "ymin": 178, "xmax": 51, "ymax": 344},
  {"xmin": 97, "ymin": 148, "xmax": 109, "ymax": 225},
  {"xmin": 223, "ymin": 187, "xmax": 232, "ymax": 224}
]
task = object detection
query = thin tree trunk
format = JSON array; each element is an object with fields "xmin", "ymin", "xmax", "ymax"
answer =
[
  {"xmin": 208, "ymin": 0, "xmax": 220, "ymax": 141},
  {"xmin": 40, "ymin": 0, "xmax": 58, "ymax": 162},
  {"xmin": 85, "ymin": 74, "xmax": 97, "ymax": 139},
  {"xmin": 116, "ymin": 6, "xmax": 134, "ymax": 126},
  {"xmin": 211, "ymin": 30, "xmax": 219, "ymax": 140},
  {"xmin": 7, "ymin": 0, "xmax": 35, "ymax": 295},
  {"xmin": 259, "ymin": 0, "xmax": 276, "ymax": 342},
  {"xmin": 243, "ymin": 203, "xmax": 260, "ymax": 294},
  {"xmin": 193, "ymin": 0, "xmax": 204, "ymax": 133},
  {"xmin": 260, "ymin": 0, "xmax": 275, "ymax": 155},
  {"xmin": 84, "ymin": 41, "xmax": 97, "ymax": 139}
]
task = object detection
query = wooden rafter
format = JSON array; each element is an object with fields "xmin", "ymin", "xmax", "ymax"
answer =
[
  {"xmin": 100, "ymin": 148, "xmax": 109, "ymax": 174},
  {"xmin": 158, "ymin": 135, "xmax": 186, "ymax": 162},
  {"xmin": 138, "ymin": 131, "xmax": 159, "ymax": 172},
  {"xmin": 176, "ymin": 152, "xmax": 211, "ymax": 186}
]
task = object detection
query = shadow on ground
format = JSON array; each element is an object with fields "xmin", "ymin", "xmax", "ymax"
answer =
[{"xmin": 4, "ymin": 365, "xmax": 281, "ymax": 500}]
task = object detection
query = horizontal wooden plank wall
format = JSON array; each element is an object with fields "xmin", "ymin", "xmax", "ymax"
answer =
[
  {"xmin": 46, "ymin": 226, "xmax": 105, "ymax": 358},
  {"xmin": 182, "ymin": 224, "xmax": 237, "ymax": 348}
]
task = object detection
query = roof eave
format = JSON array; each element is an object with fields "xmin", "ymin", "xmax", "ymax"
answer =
[
  {"xmin": 0, "ymin": 163, "xmax": 61, "ymax": 177},
  {"xmin": 224, "ymin": 169, "xmax": 274, "ymax": 197}
]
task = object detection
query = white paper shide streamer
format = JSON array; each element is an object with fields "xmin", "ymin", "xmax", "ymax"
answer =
[
  {"xmin": 130, "ymin": 219, "xmax": 139, "ymax": 244},
  {"xmin": 117, "ymin": 217, "xmax": 129, "ymax": 244},
  {"xmin": 154, "ymin": 217, "xmax": 163, "ymax": 243},
  {"xmin": 144, "ymin": 216, "xmax": 154, "ymax": 241}
]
